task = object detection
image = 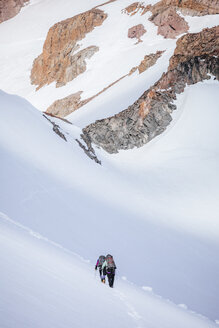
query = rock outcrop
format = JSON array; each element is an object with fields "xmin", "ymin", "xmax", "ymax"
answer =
[
  {"xmin": 81, "ymin": 27, "xmax": 219, "ymax": 153},
  {"xmin": 82, "ymin": 56, "xmax": 218, "ymax": 153},
  {"xmin": 154, "ymin": 0, "xmax": 219, "ymax": 16},
  {"xmin": 43, "ymin": 115, "xmax": 67, "ymax": 142},
  {"xmin": 31, "ymin": 9, "xmax": 107, "ymax": 89},
  {"xmin": 46, "ymin": 91, "xmax": 84, "ymax": 117},
  {"xmin": 150, "ymin": 6, "xmax": 189, "ymax": 38},
  {"xmin": 0, "ymin": 0, "xmax": 28, "ymax": 23},
  {"xmin": 129, "ymin": 50, "xmax": 164, "ymax": 74},
  {"xmin": 122, "ymin": 2, "xmax": 151, "ymax": 16},
  {"xmin": 149, "ymin": 0, "xmax": 219, "ymax": 38},
  {"xmin": 128, "ymin": 24, "xmax": 146, "ymax": 41},
  {"xmin": 169, "ymin": 26, "xmax": 219, "ymax": 70}
]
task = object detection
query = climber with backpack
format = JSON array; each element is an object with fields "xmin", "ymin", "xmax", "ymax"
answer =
[
  {"xmin": 102, "ymin": 254, "xmax": 117, "ymax": 288},
  {"xmin": 95, "ymin": 255, "xmax": 106, "ymax": 283}
]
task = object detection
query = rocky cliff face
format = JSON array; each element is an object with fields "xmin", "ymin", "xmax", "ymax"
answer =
[
  {"xmin": 0, "ymin": 0, "xmax": 28, "ymax": 23},
  {"xmin": 31, "ymin": 9, "xmax": 107, "ymax": 89},
  {"xmin": 81, "ymin": 26, "xmax": 219, "ymax": 153},
  {"xmin": 169, "ymin": 26, "xmax": 219, "ymax": 69}
]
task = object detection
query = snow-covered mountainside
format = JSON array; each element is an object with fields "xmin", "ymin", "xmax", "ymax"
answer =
[{"xmin": 0, "ymin": 0, "xmax": 219, "ymax": 326}]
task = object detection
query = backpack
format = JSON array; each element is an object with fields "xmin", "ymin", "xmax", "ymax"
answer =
[
  {"xmin": 98, "ymin": 255, "xmax": 106, "ymax": 267},
  {"xmin": 106, "ymin": 254, "xmax": 116, "ymax": 269}
]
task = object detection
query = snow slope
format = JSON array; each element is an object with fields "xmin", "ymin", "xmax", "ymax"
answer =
[
  {"xmin": 0, "ymin": 81, "xmax": 219, "ymax": 323},
  {"xmin": 0, "ymin": 213, "xmax": 217, "ymax": 328}
]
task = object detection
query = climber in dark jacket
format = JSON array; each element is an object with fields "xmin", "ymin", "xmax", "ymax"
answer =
[
  {"xmin": 102, "ymin": 254, "xmax": 116, "ymax": 288},
  {"xmin": 95, "ymin": 255, "xmax": 106, "ymax": 283}
]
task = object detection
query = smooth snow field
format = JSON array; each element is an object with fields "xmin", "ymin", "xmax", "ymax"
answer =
[
  {"xmin": 0, "ymin": 81, "xmax": 219, "ymax": 326},
  {"xmin": 0, "ymin": 213, "xmax": 217, "ymax": 328},
  {"xmin": 0, "ymin": 0, "xmax": 219, "ymax": 326}
]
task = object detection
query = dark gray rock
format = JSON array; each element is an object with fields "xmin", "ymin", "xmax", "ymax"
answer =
[
  {"xmin": 81, "ymin": 55, "xmax": 218, "ymax": 154},
  {"xmin": 43, "ymin": 114, "xmax": 67, "ymax": 141}
]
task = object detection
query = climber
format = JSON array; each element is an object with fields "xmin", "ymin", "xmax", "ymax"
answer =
[
  {"xmin": 95, "ymin": 255, "xmax": 106, "ymax": 283},
  {"xmin": 102, "ymin": 254, "xmax": 117, "ymax": 288}
]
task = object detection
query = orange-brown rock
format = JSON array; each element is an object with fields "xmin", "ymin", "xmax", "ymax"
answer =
[
  {"xmin": 130, "ymin": 51, "xmax": 164, "ymax": 75},
  {"xmin": 150, "ymin": 0, "xmax": 219, "ymax": 38},
  {"xmin": 153, "ymin": 0, "xmax": 219, "ymax": 16},
  {"xmin": 138, "ymin": 51, "xmax": 164, "ymax": 73},
  {"xmin": 150, "ymin": 6, "xmax": 189, "ymax": 38},
  {"xmin": 122, "ymin": 2, "xmax": 151, "ymax": 16},
  {"xmin": 31, "ymin": 9, "xmax": 107, "ymax": 89},
  {"xmin": 169, "ymin": 26, "xmax": 219, "ymax": 70},
  {"xmin": 138, "ymin": 90, "xmax": 155, "ymax": 119},
  {"xmin": 0, "ymin": 0, "xmax": 29, "ymax": 23},
  {"xmin": 46, "ymin": 91, "xmax": 85, "ymax": 117},
  {"xmin": 128, "ymin": 24, "xmax": 146, "ymax": 40}
]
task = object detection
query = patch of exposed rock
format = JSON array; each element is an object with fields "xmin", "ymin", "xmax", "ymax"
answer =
[
  {"xmin": 81, "ymin": 27, "xmax": 219, "ymax": 154},
  {"xmin": 130, "ymin": 50, "xmax": 164, "ymax": 74},
  {"xmin": 31, "ymin": 9, "xmax": 107, "ymax": 89},
  {"xmin": 150, "ymin": 6, "xmax": 189, "ymax": 38},
  {"xmin": 169, "ymin": 26, "xmax": 219, "ymax": 70},
  {"xmin": 0, "ymin": 0, "xmax": 28, "ymax": 23},
  {"xmin": 149, "ymin": 0, "xmax": 219, "ymax": 38},
  {"xmin": 46, "ymin": 51, "xmax": 164, "ymax": 117},
  {"xmin": 122, "ymin": 2, "xmax": 151, "ymax": 16},
  {"xmin": 47, "ymin": 91, "xmax": 84, "ymax": 117},
  {"xmin": 43, "ymin": 114, "xmax": 67, "ymax": 141},
  {"xmin": 154, "ymin": 0, "xmax": 219, "ymax": 17},
  {"xmin": 76, "ymin": 138, "xmax": 101, "ymax": 165},
  {"xmin": 128, "ymin": 24, "xmax": 146, "ymax": 41}
]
